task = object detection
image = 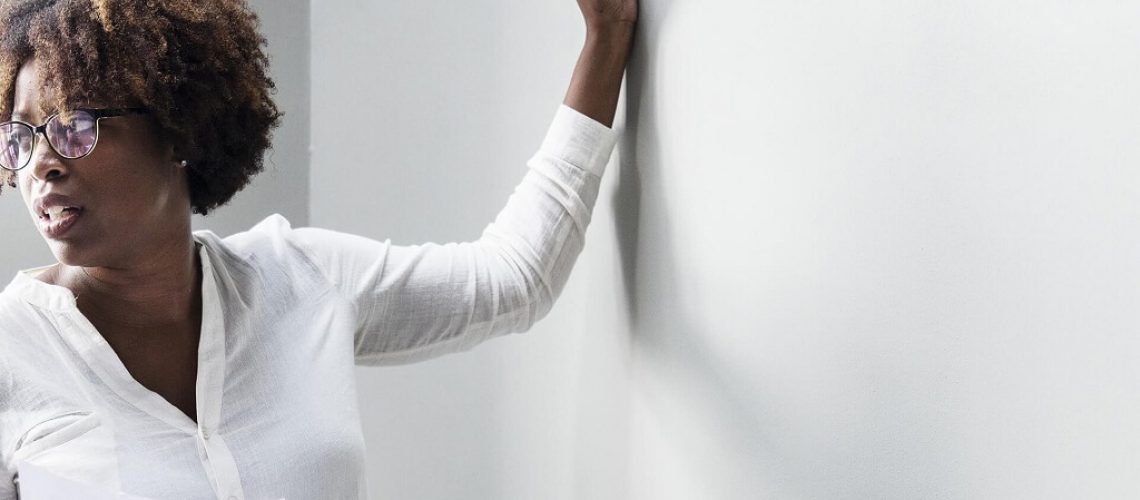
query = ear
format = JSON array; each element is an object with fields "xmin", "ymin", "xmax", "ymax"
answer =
[{"xmin": 165, "ymin": 143, "xmax": 184, "ymax": 169}]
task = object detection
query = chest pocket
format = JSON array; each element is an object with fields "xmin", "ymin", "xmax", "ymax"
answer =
[{"xmin": 13, "ymin": 412, "xmax": 122, "ymax": 493}]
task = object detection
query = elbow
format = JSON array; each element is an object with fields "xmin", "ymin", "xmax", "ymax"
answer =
[{"xmin": 480, "ymin": 239, "xmax": 564, "ymax": 333}]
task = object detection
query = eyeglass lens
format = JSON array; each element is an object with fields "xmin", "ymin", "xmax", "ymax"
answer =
[{"xmin": 0, "ymin": 110, "xmax": 99, "ymax": 171}]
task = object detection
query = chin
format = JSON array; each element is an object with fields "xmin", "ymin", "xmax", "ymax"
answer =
[{"xmin": 45, "ymin": 239, "xmax": 102, "ymax": 268}]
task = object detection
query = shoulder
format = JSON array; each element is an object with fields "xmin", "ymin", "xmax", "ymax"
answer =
[
  {"xmin": 0, "ymin": 283, "xmax": 23, "ymax": 430},
  {"xmin": 0, "ymin": 278, "xmax": 43, "ymax": 341},
  {"xmin": 197, "ymin": 213, "xmax": 294, "ymax": 258},
  {"xmin": 0, "ymin": 298, "xmax": 11, "ymax": 375},
  {"xmin": 196, "ymin": 214, "xmax": 342, "ymax": 294},
  {"xmin": 198, "ymin": 213, "xmax": 397, "ymax": 302},
  {"xmin": 195, "ymin": 214, "xmax": 313, "ymax": 272},
  {"xmin": 207, "ymin": 213, "xmax": 389, "ymax": 274},
  {"xmin": 0, "ymin": 275, "xmax": 62, "ymax": 382}
]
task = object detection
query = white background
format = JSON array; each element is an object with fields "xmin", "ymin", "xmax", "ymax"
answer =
[{"xmin": 5, "ymin": 1, "xmax": 1140, "ymax": 499}]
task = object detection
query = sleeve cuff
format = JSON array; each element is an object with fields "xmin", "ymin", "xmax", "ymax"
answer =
[{"xmin": 537, "ymin": 104, "xmax": 620, "ymax": 178}]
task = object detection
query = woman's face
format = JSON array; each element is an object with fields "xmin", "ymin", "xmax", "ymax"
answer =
[{"xmin": 12, "ymin": 58, "xmax": 192, "ymax": 268}]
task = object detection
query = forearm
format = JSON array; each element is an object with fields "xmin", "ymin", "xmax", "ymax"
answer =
[
  {"xmin": 563, "ymin": 24, "xmax": 635, "ymax": 128},
  {"xmin": 351, "ymin": 107, "xmax": 618, "ymax": 365}
]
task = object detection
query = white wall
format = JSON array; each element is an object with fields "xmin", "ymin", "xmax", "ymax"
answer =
[
  {"xmin": 621, "ymin": 1, "xmax": 1140, "ymax": 499},
  {"xmin": 318, "ymin": 1, "xmax": 1140, "ymax": 499}
]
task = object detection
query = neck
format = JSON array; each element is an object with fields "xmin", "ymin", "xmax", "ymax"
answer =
[{"xmin": 61, "ymin": 236, "xmax": 203, "ymax": 329}]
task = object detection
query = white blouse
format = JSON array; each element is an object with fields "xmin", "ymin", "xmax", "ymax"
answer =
[{"xmin": 0, "ymin": 104, "xmax": 618, "ymax": 500}]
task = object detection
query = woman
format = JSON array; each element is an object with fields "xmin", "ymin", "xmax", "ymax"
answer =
[{"xmin": 0, "ymin": 0, "xmax": 636, "ymax": 498}]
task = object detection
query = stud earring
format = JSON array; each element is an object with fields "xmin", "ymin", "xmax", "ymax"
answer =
[{"xmin": 178, "ymin": 160, "xmax": 188, "ymax": 168}]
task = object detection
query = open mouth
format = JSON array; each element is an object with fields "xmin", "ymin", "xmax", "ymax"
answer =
[
  {"xmin": 42, "ymin": 206, "xmax": 80, "ymax": 221},
  {"xmin": 39, "ymin": 206, "xmax": 84, "ymax": 238}
]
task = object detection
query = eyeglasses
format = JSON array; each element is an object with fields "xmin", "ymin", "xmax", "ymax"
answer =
[{"xmin": 0, "ymin": 107, "xmax": 147, "ymax": 171}]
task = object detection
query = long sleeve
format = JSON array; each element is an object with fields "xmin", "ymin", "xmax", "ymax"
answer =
[{"xmin": 288, "ymin": 104, "xmax": 619, "ymax": 365}]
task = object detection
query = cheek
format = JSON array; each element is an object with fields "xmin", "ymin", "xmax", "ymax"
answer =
[
  {"xmin": 16, "ymin": 176, "xmax": 40, "ymax": 223},
  {"xmin": 88, "ymin": 159, "xmax": 178, "ymax": 214},
  {"xmin": 16, "ymin": 171, "xmax": 31, "ymax": 202}
]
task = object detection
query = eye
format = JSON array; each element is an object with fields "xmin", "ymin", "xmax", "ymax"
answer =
[
  {"xmin": 48, "ymin": 111, "xmax": 98, "ymax": 158},
  {"xmin": 0, "ymin": 123, "xmax": 32, "ymax": 170}
]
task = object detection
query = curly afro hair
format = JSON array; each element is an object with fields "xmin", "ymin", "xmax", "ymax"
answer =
[{"xmin": 0, "ymin": 0, "xmax": 281, "ymax": 215}]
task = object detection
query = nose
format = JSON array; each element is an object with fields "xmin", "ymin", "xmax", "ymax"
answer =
[{"xmin": 26, "ymin": 133, "xmax": 68, "ymax": 182}]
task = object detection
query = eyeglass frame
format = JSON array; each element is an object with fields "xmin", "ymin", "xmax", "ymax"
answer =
[{"xmin": 0, "ymin": 107, "xmax": 148, "ymax": 172}]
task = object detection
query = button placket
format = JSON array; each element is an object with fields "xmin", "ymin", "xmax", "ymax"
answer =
[{"xmin": 195, "ymin": 245, "xmax": 244, "ymax": 500}]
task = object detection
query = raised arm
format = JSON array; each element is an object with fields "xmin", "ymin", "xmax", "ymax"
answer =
[
  {"xmin": 279, "ymin": 2, "xmax": 637, "ymax": 365},
  {"xmin": 564, "ymin": 0, "xmax": 638, "ymax": 128}
]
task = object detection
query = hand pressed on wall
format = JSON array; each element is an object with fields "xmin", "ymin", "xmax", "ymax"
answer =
[
  {"xmin": 576, "ymin": 0, "xmax": 638, "ymax": 29},
  {"xmin": 564, "ymin": 0, "xmax": 638, "ymax": 127}
]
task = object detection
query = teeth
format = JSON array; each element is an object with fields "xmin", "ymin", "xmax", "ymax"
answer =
[{"xmin": 45, "ymin": 206, "xmax": 74, "ymax": 221}]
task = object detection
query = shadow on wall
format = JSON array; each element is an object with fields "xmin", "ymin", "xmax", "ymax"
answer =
[
  {"xmin": 611, "ymin": 0, "xmax": 777, "ymax": 497},
  {"xmin": 611, "ymin": 2, "xmax": 977, "ymax": 497}
]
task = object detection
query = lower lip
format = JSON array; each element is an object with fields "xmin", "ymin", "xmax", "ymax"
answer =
[{"xmin": 40, "ymin": 209, "xmax": 84, "ymax": 239}]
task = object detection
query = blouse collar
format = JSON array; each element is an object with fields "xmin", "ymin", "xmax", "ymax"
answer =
[{"xmin": 4, "ymin": 234, "xmax": 213, "ymax": 312}]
